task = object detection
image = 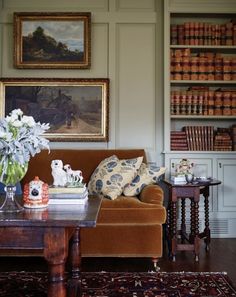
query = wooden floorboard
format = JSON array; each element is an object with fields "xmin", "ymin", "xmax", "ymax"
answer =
[{"xmin": 0, "ymin": 238, "xmax": 236, "ymax": 286}]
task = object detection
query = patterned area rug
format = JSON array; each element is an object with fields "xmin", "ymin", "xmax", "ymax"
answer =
[{"xmin": 0, "ymin": 271, "xmax": 236, "ymax": 297}]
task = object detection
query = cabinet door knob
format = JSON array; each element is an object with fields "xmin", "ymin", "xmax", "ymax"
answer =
[
  {"xmin": 219, "ymin": 163, "xmax": 222, "ymax": 168},
  {"xmin": 171, "ymin": 162, "xmax": 175, "ymax": 168}
]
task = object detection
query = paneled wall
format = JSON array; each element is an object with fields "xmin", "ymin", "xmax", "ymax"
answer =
[{"xmin": 0, "ymin": 0, "xmax": 164, "ymax": 165}]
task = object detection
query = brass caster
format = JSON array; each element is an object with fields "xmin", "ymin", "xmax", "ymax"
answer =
[
  {"xmin": 153, "ymin": 263, "xmax": 160, "ymax": 272},
  {"xmin": 152, "ymin": 258, "xmax": 160, "ymax": 272}
]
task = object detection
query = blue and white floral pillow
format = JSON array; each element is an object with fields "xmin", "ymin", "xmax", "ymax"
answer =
[
  {"xmin": 123, "ymin": 163, "xmax": 166, "ymax": 196},
  {"xmin": 88, "ymin": 155, "xmax": 143, "ymax": 200}
]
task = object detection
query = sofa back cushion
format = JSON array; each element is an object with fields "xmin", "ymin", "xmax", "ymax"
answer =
[{"xmin": 21, "ymin": 149, "xmax": 146, "ymax": 185}]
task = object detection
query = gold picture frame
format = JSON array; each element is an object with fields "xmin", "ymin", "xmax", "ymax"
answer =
[
  {"xmin": 14, "ymin": 12, "xmax": 91, "ymax": 69},
  {"xmin": 0, "ymin": 78, "xmax": 109, "ymax": 142}
]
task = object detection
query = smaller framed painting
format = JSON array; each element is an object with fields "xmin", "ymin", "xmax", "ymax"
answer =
[
  {"xmin": 14, "ymin": 12, "xmax": 91, "ymax": 69},
  {"xmin": 0, "ymin": 78, "xmax": 109, "ymax": 142}
]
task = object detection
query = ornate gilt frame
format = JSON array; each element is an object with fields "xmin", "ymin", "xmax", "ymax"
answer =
[
  {"xmin": 0, "ymin": 78, "xmax": 109, "ymax": 142},
  {"xmin": 14, "ymin": 12, "xmax": 91, "ymax": 69}
]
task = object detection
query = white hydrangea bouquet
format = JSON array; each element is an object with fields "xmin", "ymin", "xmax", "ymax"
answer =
[{"xmin": 0, "ymin": 108, "xmax": 50, "ymax": 190}]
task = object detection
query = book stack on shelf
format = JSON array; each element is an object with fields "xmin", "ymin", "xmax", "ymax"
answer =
[
  {"xmin": 48, "ymin": 185, "xmax": 88, "ymax": 205},
  {"xmin": 170, "ymin": 49, "xmax": 236, "ymax": 81},
  {"xmin": 170, "ymin": 20, "xmax": 236, "ymax": 46},
  {"xmin": 214, "ymin": 128, "xmax": 233, "ymax": 151},
  {"xmin": 171, "ymin": 88, "xmax": 236, "ymax": 116},
  {"xmin": 170, "ymin": 131, "xmax": 188, "ymax": 151}
]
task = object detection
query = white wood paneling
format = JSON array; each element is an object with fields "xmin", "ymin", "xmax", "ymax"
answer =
[
  {"xmin": 116, "ymin": 23, "xmax": 156, "ymax": 149},
  {"xmin": 3, "ymin": 0, "xmax": 109, "ymax": 11},
  {"xmin": 89, "ymin": 23, "xmax": 109, "ymax": 77},
  {"xmin": 1, "ymin": 23, "xmax": 13, "ymax": 75},
  {"xmin": 116, "ymin": 0, "xmax": 155, "ymax": 11},
  {"xmin": 169, "ymin": 0, "xmax": 236, "ymax": 12},
  {"xmin": 0, "ymin": 22, "xmax": 2, "ymax": 77}
]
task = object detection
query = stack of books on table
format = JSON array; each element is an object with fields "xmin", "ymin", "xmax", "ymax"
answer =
[{"xmin": 48, "ymin": 185, "xmax": 88, "ymax": 205}]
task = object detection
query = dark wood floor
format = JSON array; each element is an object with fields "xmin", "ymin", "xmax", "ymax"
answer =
[{"xmin": 0, "ymin": 238, "xmax": 236, "ymax": 286}]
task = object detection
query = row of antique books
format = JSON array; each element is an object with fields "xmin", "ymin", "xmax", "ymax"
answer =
[
  {"xmin": 170, "ymin": 21, "xmax": 236, "ymax": 46},
  {"xmin": 171, "ymin": 126, "xmax": 235, "ymax": 151},
  {"xmin": 171, "ymin": 88, "xmax": 236, "ymax": 116},
  {"xmin": 170, "ymin": 49, "xmax": 236, "ymax": 81}
]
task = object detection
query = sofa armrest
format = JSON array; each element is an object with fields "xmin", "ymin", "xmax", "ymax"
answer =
[{"xmin": 139, "ymin": 184, "xmax": 164, "ymax": 206}]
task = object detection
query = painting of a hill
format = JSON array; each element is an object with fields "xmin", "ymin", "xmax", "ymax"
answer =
[
  {"xmin": 23, "ymin": 25, "xmax": 84, "ymax": 62},
  {"xmin": 14, "ymin": 12, "xmax": 91, "ymax": 68}
]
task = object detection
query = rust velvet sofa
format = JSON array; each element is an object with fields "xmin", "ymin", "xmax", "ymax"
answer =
[{"xmin": 22, "ymin": 149, "xmax": 166, "ymax": 259}]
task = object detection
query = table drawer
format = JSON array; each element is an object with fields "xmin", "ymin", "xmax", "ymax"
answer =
[{"xmin": 0, "ymin": 227, "xmax": 44, "ymax": 249}]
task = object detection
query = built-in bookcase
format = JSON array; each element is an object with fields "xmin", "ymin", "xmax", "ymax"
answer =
[
  {"xmin": 167, "ymin": 11, "xmax": 236, "ymax": 152},
  {"xmin": 164, "ymin": 0, "xmax": 236, "ymax": 238}
]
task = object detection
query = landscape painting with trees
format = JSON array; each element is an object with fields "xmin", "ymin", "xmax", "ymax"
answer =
[
  {"xmin": 0, "ymin": 78, "xmax": 109, "ymax": 141},
  {"xmin": 14, "ymin": 12, "xmax": 91, "ymax": 69}
]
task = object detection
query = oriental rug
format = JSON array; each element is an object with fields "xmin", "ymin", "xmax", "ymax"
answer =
[{"xmin": 0, "ymin": 271, "xmax": 235, "ymax": 297}]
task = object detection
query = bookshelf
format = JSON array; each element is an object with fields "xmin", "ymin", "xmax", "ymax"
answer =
[{"xmin": 164, "ymin": 0, "xmax": 236, "ymax": 238}]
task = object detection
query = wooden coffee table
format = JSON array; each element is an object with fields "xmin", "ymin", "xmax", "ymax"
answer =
[{"xmin": 0, "ymin": 195, "xmax": 102, "ymax": 297}]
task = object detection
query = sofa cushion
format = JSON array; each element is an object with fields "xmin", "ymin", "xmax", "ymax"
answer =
[
  {"xmin": 97, "ymin": 195, "xmax": 166, "ymax": 224},
  {"xmin": 88, "ymin": 155, "xmax": 143, "ymax": 200},
  {"xmin": 123, "ymin": 163, "xmax": 166, "ymax": 196}
]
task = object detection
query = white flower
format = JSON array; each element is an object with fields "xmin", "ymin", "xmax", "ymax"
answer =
[
  {"xmin": 12, "ymin": 119, "xmax": 23, "ymax": 128},
  {"xmin": 22, "ymin": 115, "xmax": 35, "ymax": 127},
  {"xmin": 0, "ymin": 109, "xmax": 50, "ymax": 169},
  {"xmin": 0, "ymin": 131, "xmax": 7, "ymax": 138},
  {"xmin": 11, "ymin": 109, "xmax": 23, "ymax": 117}
]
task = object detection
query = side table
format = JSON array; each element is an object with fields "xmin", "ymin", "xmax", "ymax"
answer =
[{"xmin": 163, "ymin": 179, "xmax": 221, "ymax": 262}]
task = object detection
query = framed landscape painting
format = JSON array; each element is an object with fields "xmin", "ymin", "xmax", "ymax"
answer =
[
  {"xmin": 0, "ymin": 78, "xmax": 109, "ymax": 141},
  {"xmin": 14, "ymin": 12, "xmax": 91, "ymax": 69}
]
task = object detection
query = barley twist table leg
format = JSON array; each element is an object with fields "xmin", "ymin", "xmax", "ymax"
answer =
[
  {"xmin": 190, "ymin": 198, "xmax": 195, "ymax": 244},
  {"xmin": 171, "ymin": 200, "xmax": 177, "ymax": 262},
  {"xmin": 203, "ymin": 186, "xmax": 210, "ymax": 251},
  {"xmin": 181, "ymin": 198, "xmax": 186, "ymax": 243},
  {"xmin": 166, "ymin": 203, "xmax": 172, "ymax": 258},
  {"xmin": 194, "ymin": 200, "xmax": 200, "ymax": 262}
]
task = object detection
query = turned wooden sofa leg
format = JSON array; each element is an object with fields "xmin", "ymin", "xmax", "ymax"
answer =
[{"xmin": 152, "ymin": 258, "xmax": 160, "ymax": 271}]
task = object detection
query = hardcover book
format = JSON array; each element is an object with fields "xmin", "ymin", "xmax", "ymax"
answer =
[
  {"xmin": 48, "ymin": 195, "xmax": 88, "ymax": 205},
  {"xmin": 48, "ymin": 185, "xmax": 86, "ymax": 195}
]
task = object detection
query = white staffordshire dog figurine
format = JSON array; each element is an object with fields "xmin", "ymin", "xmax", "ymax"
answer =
[
  {"xmin": 64, "ymin": 164, "xmax": 83, "ymax": 184},
  {"xmin": 51, "ymin": 159, "xmax": 67, "ymax": 187}
]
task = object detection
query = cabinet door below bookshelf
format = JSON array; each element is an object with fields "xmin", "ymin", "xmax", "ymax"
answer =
[{"xmin": 217, "ymin": 158, "xmax": 236, "ymax": 212}]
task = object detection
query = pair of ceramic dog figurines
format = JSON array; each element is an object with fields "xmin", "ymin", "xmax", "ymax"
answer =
[{"xmin": 51, "ymin": 159, "xmax": 83, "ymax": 187}]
